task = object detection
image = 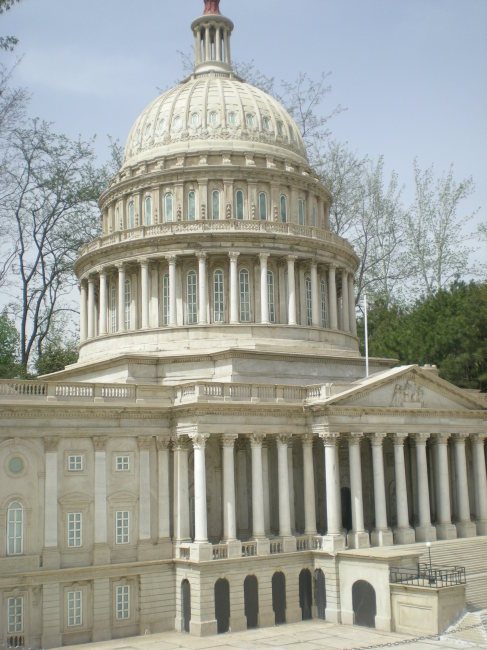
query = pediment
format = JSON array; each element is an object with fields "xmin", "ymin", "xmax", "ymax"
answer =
[{"xmin": 325, "ymin": 366, "xmax": 485, "ymax": 411}]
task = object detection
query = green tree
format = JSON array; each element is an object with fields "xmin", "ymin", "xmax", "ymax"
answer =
[
  {"xmin": 0, "ymin": 310, "xmax": 19, "ymax": 377},
  {"xmin": 35, "ymin": 336, "xmax": 78, "ymax": 376}
]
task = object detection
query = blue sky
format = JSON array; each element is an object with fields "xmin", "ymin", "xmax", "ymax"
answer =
[{"xmin": 2, "ymin": 0, "xmax": 486, "ymax": 258}]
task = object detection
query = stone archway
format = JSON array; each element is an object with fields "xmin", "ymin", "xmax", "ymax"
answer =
[
  {"xmin": 214, "ymin": 578, "xmax": 230, "ymax": 633},
  {"xmin": 352, "ymin": 580, "xmax": 376, "ymax": 628},
  {"xmin": 314, "ymin": 569, "xmax": 326, "ymax": 619},
  {"xmin": 244, "ymin": 575, "xmax": 259, "ymax": 629},
  {"xmin": 272, "ymin": 571, "xmax": 286, "ymax": 624},
  {"xmin": 181, "ymin": 579, "xmax": 191, "ymax": 632},
  {"xmin": 299, "ymin": 569, "xmax": 312, "ymax": 620}
]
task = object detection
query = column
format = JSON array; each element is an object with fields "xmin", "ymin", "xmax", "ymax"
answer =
[
  {"xmin": 117, "ymin": 264, "xmax": 126, "ymax": 332},
  {"xmin": 414, "ymin": 433, "xmax": 437, "ymax": 541},
  {"xmin": 259, "ymin": 253, "xmax": 269, "ymax": 324},
  {"xmin": 197, "ymin": 252, "xmax": 207, "ymax": 325},
  {"xmin": 348, "ymin": 273, "xmax": 357, "ymax": 335},
  {"xmin": 229, "ymin": 251, "xmax": 240, "ymax": 323},
  {"xmin": 302, "ymin": 435, "xmax": 317, "ymax": 536},
  {"xmin": 432, "ymin": 433, "xmax": 457, "ymax": 539},
  {"xmin": 347, "ymin": 434, "xmax": 369, "ymax": 548},
  {"xmin": 87, "ymin": 275, "xmax": 95, "ymax": 338},
  {"xmin": 310, "ymin": 261, "xmax": 319, "ymax": 326},
  {"xmin": 138, "ymin": 437, "xmax": 152, "ymax": 556},
  {"xmin": 92, "ymin": 437, "xmax": 109, "ymax": 563},
  {"xmin": 174, "ymin": 437, "xmax": 190, "ymax": 541},
  {"xmin": 191, "ymin": 433, "xmax": 209, "ymax": 543},
  {"xmin": 328, "ymin": 264, "xmax": 338, "ymax": 329},
  {"xmin": 79, "ymin": 280, "xmax": 88, "ymax": 342},
  {"xmin": 43, "ymin": 437, "xmax": 60, "ymax": 568},
  {"xmin": 370, "ymin": 433, "xmax": 394, "ymax": 545},
  {"xmin": 276, "ymin": 435, "xmax": 295, "ymax": 549},
  {"xmin": 156, "ymin": 437, "xmax": 171, "ymax": 547},
  {"xmin": 167, "ymin": 255, "xmax": 177, "ymax": 327},
  {"xmin": 452, "ymin": 433, "xmax": 476, "ymax": 537},
  {"xmin": 341, "ymin": 268, "xmax": 350, "ymax": 332},
  {"xmin": 391, "ymin": 434, "xmax": 415, "ymax": 544},
  {"xmin": 319, "ymin": 431, "xmax": 345, "ymax": 551},
  {"xmin": 98, "ymin": 270, "xmax": 107, "ymax": 335},
  {"xmin": 215, "ymin": 26, "xmax": 221, "ymax": 60},
  {"xmin": 250, "ymin": 434, "xmax": 268, "ymax": 552},
  {"xmin": 140, "ymin": 258, "xmax": 149, "ymax": 329},
  {"xmin": 472, "ymin": 434, "xmax": 487, "ymax": 534},
  {"xmin": 149, "ymin": 264, "xmax": 159, "ymax": 327},
  {"xmin": 287, "ymin": 255, "xmax": 297, "ymax": 325},
  {"xmin": 222, "ymin": 435, "xmax": 238, "ymax": 547}
]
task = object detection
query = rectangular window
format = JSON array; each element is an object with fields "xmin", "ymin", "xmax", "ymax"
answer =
[
  {"xmin": 7, "ymin": 596, "xmax": 23, "ymax": 633},
  {"xmin": 67, "ymin": 590, "xmax": 82, "ymax": 627},
  {"xmin": 115, "ymin": 455, "xmax": 130, "ymax": 471},
  {"xmin": 239, "ymin": 270, "xmax": 250, "ymax": 322},
  {"xmin": 213, "ymin": 271, "xmax": 224, "ymax": 323},
  {"xmin": 115, "ymin": 585, "xmax": 130, "ymax": 621},
  {"xmin": 67, "ymin": 454, "xmax": 83, "ymax": 471},
  {"xmin": 67, "ymin": 512, "xmax": 82, "ymax": 548},
  {"xmin": 162, "ymin": 273, "xmax": 169, "ymax": 326},
  {"xmin": 305, "ymin": 275, "xmax": 312, "ymax": 326},
  {"xmin": 110, "ymin": 283, "xmax": 117, "ymax": 333},
  {"xmin": 267, "ymin": 271, "xmax": 276, "ymax": 323},
  {"xmin": 320, "ymin": 279, "xmax": 328, "ymax": 328},
  {"xmin": 187, "ymin": 271, "xmax": 198, "ymax": 325},
  {"xmin": 124, "ymin": 279, "xmax": 131, "ymax": 330},
  {"xmin": 115, "ymin": 511, "xmax": 129, "ymax": 544}
]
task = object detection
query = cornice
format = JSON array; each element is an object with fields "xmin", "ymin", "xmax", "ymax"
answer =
[{"xmin": 310, "ymin": 405, "xmax": 486, "ymax": 420}]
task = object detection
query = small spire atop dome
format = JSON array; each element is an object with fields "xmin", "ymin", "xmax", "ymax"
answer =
[{"xmin": 203, "ymin": 0, "xmax": 221, "ymax": 15}]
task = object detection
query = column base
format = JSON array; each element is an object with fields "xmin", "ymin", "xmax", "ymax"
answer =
[
  {"xmin": 476, "ymin": 520, "xmax": 487, "ymax": 536},
  {"xmin": 415, "ymin": 524, "xmax": 437, "ymax": 542},
  {"xmin": 371, "ymin": 528, "xmax": 394, "ymax": 546},
  {"xmin": 393, "ymin": 527, "xmax": 416, "ymax": 544},
  {"xmin": 226, "ymin": 539, "xmax": 243, "ymax": 558},
  {"xmin": 282, "ymin": 536, "xmax": 297, "ymax": 553},
  {"xmin": 435, "ymin": 523, "xmax": 457, "ymax": 540},
  {"xmin": 321, "ymin": 534, "xmax": 346, "ymax": 552},
  {"xmin": 93, "ymin": 542, "xmax": 111, "ymax": 564},
  {"xmin": 41, "ymin": 547, "xmax": 60, "ymax": 569},
  {"xmin": 256, "ymin": 538, "xmax": 270, "ymax": 556},
  {"xmin": 347, "ymin": 530, "xmax": 370, "ymax": 549},
  {"xmin": 190, "ymin": 542, "xmax": 213, "ymax": 561},
  {"xmin": 456, "ymin": 520, "xmax": 477, "ymax": 538},
  {"xmin": 190, "ymin": 619, "xmax": 218, "ymax": 636}
]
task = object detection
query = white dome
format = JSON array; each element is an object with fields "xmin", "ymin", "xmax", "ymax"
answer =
[{"xmin": 123, "ymin": 74, "xmax": 308, "ymax": 168}]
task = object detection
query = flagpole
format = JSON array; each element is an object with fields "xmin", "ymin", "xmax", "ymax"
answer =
[{"xmin": 364, "ymin": 293, "xmax": 369, "ymax": 378}]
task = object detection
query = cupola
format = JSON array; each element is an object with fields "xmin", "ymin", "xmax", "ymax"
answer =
[{"xmin": 191, "ymin": 0, "xmax": 234, "ymax": 76}]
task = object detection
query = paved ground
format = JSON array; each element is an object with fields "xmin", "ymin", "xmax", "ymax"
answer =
[{"xmin": 53, "ymin": 616, "xmax": 487, "ymax": 650}]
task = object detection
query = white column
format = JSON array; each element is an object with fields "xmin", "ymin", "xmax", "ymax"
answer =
[
  {"xmin": 347, "ymin": 434, "xmax": 369, "ymax": 548},
  {"xmin": 79, "ymin": 281, "xmax": 88, "ymax": 342},
  {"xmin": 287, "ymin": 255, "xmax": 297, "ymax": 325},
  {"xmin": 138, "ymin": 437, "xmax": 152, "ymax": 543},
  {"xmin": 191, "ymin": 434, "xmax": 209, "ymax": 543},
  {"xmin": 348, "ymin": 273, "xmax": 357, "ymax": 335},
  {"xmin": 370, "ymin": 433, "xmax": 393, "ymax": 546},
  {"xmin": 319, "ymin": 432, "xmax": 345, "ymax": 551},
  {"xmin": 432, "ymin": 433, "xmax": 457, "ymax": 539},
  {"xmin": 87, "ymin": 276, "xmax": 95, "ymax": 338},
  {"xmin": 414, "ymin": 433, "xmax": 437, "ymax": 541},
  {"xmin": 43, "ymin": 438, "xmax": 59, "ymax": 551},
  {"xmin": 98, "ymin": 270, "xmax": 107, "ymax": 336},
  {"xmin": 222, "ymin": 435, "xmax": 237, "ymax": 541},
  {"xmin": 150, "ymin": 265, "xmax": 159, "ymax": 327},
  {"xmin": 140, "ymin": 259, "xmax": 149, "ymax": 329},
  {"xmin": 229, "ymin": 251, "xmax": 240, "ymax": 324},
  {"xmin": 174, "ymin": 437, "xmax": 190, "ymax": 541},
  {"xmin": 328, "ymin": 265, "xmax": 338, "ymax": 329},
  {"xmin": 310, "ymin": 261, "xmax": 319, "ymax": 326},
  {"xmin": 167, "ymin": 255, "xmax": 177, "ymax": 327},
  {"xmin": 453, "ymin": 433, "xmax": 476, "ymax": 537},
  {"xmin": 259, "ymin": 253, "xmax": 269, "ymax": 324},
  {"xmin": 391, "ymin": 433, "xmax": 415, "ymax": 544},
  {"xmin": 197, "ymin": 252, "xmax": 207, "ymax": 325},
  {"xmin": 341, "ymin": 268, "xmax": 350, "ymax": 332},
  {"xmin": 472, "ymin": 434, "xmax": 487, "ymax": 534},
  {"xmin": 157, "ymin": 437, "xmax": 171, "ymax": 540},
  {"xmin": 117, "ymin": 264, "xmax": 126, "ymax": 333},
  {"xmin": 302, "ymin": 435, "xmax": 317, "ymax": 536},
  {"xmin": 276, "ymin": 435, "xmax": 292, "ymax": 538},
  {"xmin": 250, "ymin": 434, "xmax": 266, "ymax": 539}
]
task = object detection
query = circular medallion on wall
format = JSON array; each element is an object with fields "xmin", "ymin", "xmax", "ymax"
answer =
[{"xmin": 6, "ymin": 455, "xmax": 25, "ymax": 476}]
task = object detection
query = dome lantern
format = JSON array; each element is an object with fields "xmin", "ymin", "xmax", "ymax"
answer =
[{"xmin": 191, "ymin": 0, "xmax": 234, "ymax": 76}]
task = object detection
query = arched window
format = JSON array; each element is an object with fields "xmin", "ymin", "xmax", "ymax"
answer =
[
  {"xmin": 188, "ymin": 191, "xmax": 197, "ymax": 221},
  {"xmin": 246, "ymin": 113, "xmax": 256, "ymax": 129},
  {"xmin": 162, "ymin": 273, "xmax": 169, "ymax": 326},
  {"xmin": 187, "ymin": 270, "xmax": 198, "ymax": 325},
  {"xmin": 164, "ymin": 192, "xmax": 174, "ymax": 222},
  {"xmin": 228, "ymin": 111, "xmax": 237, "ymax": 127},
  {"xmin": 213, "ymin": 269, "xmax": 224, "ymax": 322},
  {"xmin": 298, "ymin": 198, "xmax": 306, "ymax": 225},
  {"xmin": 109, "ymin": 283, "xmax": 117, "ymax": 333},
  {"xmin": 311, "ymin": 205, "xmax": 317, "ymax": 227},
  {"xmin": 144, "ymin": 195, "xmax": 152, "ymax": 226},
  {"xmin": 259, "ymin": 192, "xmax": 267, "ymax": 220},
  {"xmin": 239, "ymin": 269, "xmax": 250, "ymax": 322},
  {"xmin": 127, "ymin": 200, "xmax": 135, "ymax": 229},
  {"xmin": 267, "ymin": 270, "xmax": 276, "ymax": 323},
  {"xmin": 7, "ymin": 501, "xmax": 23, "ymax": 555},
  {"xmin": 208, "ymin": 110, "xmax": 218, "ymax": 127},
  {"xmin": 305, "ymin": 274, "xmax": 312, "ymax": 326},
  {"xmin": 211, "ymin": 190, "xmax": 220, "ymax": 220},
  {"xmin": 124, "ymin": 278, "xmax": 131, "ymax": 330},
  {"xmin": 280, "ymin": 195, "xmax": 288, "ymax": 223},
  {"xmin": 115, "ymin": 206, "xmax": 120, "ymax": 230},
  {"xmin": 320, "ymin": 278, "xmax": 328, "ymax": 327},
  {"xmin": 235, "ymin": 190, "xmax": 244, "ymax": 220}
]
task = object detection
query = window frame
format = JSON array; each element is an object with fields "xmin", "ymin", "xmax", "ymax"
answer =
[
  {"xmin": 164, "ymin": 192, "xmax": 174, "ymax": 222},
  {"xmin": 144, "ymin": 195, "xmax": 152, "ymax": 226},
  {"xmin": 67, "ymin": 590, "xmax": 82, "ymax": 627},
  {"xmin": 298, "ymin": 198, "xmax": 306, "ymax": 225},
  {"xmin": 187, "ymin": 190, "xmax": 197, "ymax": 221},
  {"xmin": 124, "ymin": 278, "xmax": 131, "ymax": 330},
  {"xmin": 115, "ymin": 584, "xmax": 130, "ymax": 621},
  {"xmin": 320, "ymin": 278, "xmax": 328, "ymax": 328},
  {"xmin": 7, "ymin": 595, "xmax": 23, "ymax": 634},
  {"xmin": 213, "ymin": 269, "xmax": 224, "ymax": 323},
  {"xmin": 115, "ymin": 455, "xmax": 130, "ymax": 472},
  {"xmin": 258, "ymin": 192, "xmax": 267, "ymax": 220},
  {"xmin": 186, "ymin": 270, "xmax": 198, "ymax": 325},
  {"xmin": 6, "ymin": 501, "xmax": 23, "ymax": 556},
  {"xmin": 115, "ymin": 510, "xmax": 130, "ymax": 545},
  {"xmin": 67, "ymin": 512, "xmax": 82, "ymax": 548},
  {"xmin": 161, "ymin": 273, "xmax": 169, "ymax": 326},
  {"xmin": 239, "ymin": 268, "xmax": 251, "ymax": 322},
  {"xmin": 267, "ymin": 270, "xmax": 276, "ymax": 323},
  {"xmin": 127, "ymin": 200, "xmax": 135, "ymax": 229},
  {"xmin": 280, "ymin": 194, "xmax": 288, "ymax": 223},
  {"xmin": 305, "ymin": 273, "xmax": 312, "ymax": 326},
  {"xmin": 67, "ymin": 454, "xmax": 84, "ymax": 472},
  {"xmin": 211, "ymin": 190, "xmax": 220, "ymax": 220}
]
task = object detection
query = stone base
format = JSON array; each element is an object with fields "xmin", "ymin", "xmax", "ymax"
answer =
[
  {"xmin": 375, "ymin": 614, "xmax": 392, "ymax": 632},
  {"xmin": 93, "ymin": 543, "xmax": 111, "ymax": 564},
  {"xmin": 371, "ymin": 528, "xmax": 394, "ymax": 547},
  {"xmin": 415, "ymin": 524, "xmax": 437, "ymax": 542},
  {"xmin": 321, "ymin": 534, "xmax": 346, "ymax": 552},
  {"xmin": 190, "ymin": 542, "xmax": 213, "ymax": 561},
  {"xmin": 325, "ymin": 605, "xmax": 341, "ymax": 623},
  {"xmin": 229, "ymin": 615, "xmax": 247, "ymax": 632},
  {"xmin": 456, "ymin": 520, "xmax": 477, "ymax": 538},
  {"xmin": 476, "ymin": 520, "xmax": 487, "ymax": 536},
  {"xmin": 282, "ymin": 536, "xmax": 297, "ymax": 553},
  {"xmin": 435, "ymin": 522, "xmax": 458, "ymax": 540},
  {"xmin": 286, "ymin": 605, "xmax": 302, "ymax": 623},
  {"xmin": 41, "ymin": 547, "xmax": 60, "ymax": 569},
  {"xmin": 393, "ymin": 527, "xmax": 416, "ymax": 545},
  {"xmin": 256, "ymin": 538, "xmax": 270, "ymax": 556},
  {"xmin": 347, "ymin": 530, "xmax": 370, "ymax": 549},
  {"xmin": 190, "ymin": 619, "xmax": 218, "ymax": 636},
  {"xmin": 259, "ymin": 609, "xmax": 275, "ymax": 627},
  {"xmin": 226, "ymin": 539, "xmax": 243, "ymax": 558}
]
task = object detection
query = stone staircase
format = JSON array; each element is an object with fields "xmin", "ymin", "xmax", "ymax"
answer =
[
  {"xmin": 399, "ymin": 535, "xmax": 487, "ymax": 610},
  {"xmin": 441, "ymin": 610, "xmax": 487, "ymax": 646}
]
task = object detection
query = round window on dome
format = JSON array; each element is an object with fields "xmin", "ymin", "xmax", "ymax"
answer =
[
  {"xmin": 156, "ymin": 117, "xmax": 166, "ymax": 134},
  {"xmin": 208, "ymin": 111, "xmax": 219, "ymax": 127},
  {"xmin": 227, "ymin": 111, "xmax": 238, "ymax": 127},
  {"xmin": 246, "ymin": 113, "xmax": 256, "ymax": 129},
  {"xmin": 190, "ymin": 112, "xmax": 200, "ymax": 128},
  {"xmin": 262, "ymin": 116, "xmax": 272, "ymax": 131},
  {"xmin": 8, "ymin": 456, "xmax": 24, "ymax": 475},
  {"xmin": 172, "ymin": 115, "xmax": 182, "ymax": 132}
]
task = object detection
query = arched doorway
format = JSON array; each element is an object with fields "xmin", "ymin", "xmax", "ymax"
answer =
[
  {"xmin": 341, "ymin": 486, "xmax": 352, "ymax": 532},
  {"xmin": 314, "ymin": 569, "xmax": 326, "ymax": 620},
  {"xmin": 352, "ymin": 580, "xmax": 376, "ymax": 628},
  {"xmin": 299, "ymin": 569, "xmax": 312, "ymax": 620},
  {"xmin": 272, "ymin": 571, "xmax": 286, "ymax": 624},
  {"xmin": 181, "ymin": 579, "xmax": 191, "ymax": 632},
  {"xmin": 244, "ymin": 575, "xmax": 259, "ymax": 629},
  {"xmin": 214, "ymin": 578, "xmax": 230, "ymax": 633}
]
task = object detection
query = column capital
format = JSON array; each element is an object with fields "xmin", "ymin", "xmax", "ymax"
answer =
[
  {"xmin": 138, "ymin": 257, "xmax": 149, "ymax": 267},
  {"xmin": 348, "ymin": 432, "xmax": 364, "ymax": 446},
  {"xmin": 318, "ymin": 431, "xmax": 340, "ymax": 447},
  {"xmin": 471, "ymin": 433, "xmax": 487, "ymax": 444},
  {"xmin": 172, "ymin": 435, "xmax": 189, "ymax": 451},
  {"xmin": 190, "ymin": 432, "xmax": 210, "ymax": 449},
  {"xmin": 96, "ymin": 266, "xmax": 107, "ymax": 278},
  {"xmin": 328, "ymin": 262, "xmax": 337, "ymax": 270},
  {"xmin": 228, "ymin": 251, "xmax": 240, "ymax": 261},
  {"xmin": 44, "ymin": 437, "xmax": 59, "ymax": 452},
  {"xmin": 115, "ymin": 262, "xmax": 126, "ymax": 271},
  {"xmin": 431, "ymin": 432, "xmax": 451, "ymax": 444},
  {"xmin": 369, "ymin": 432, "xmax": 387, "ymax": 446},
  {"xmin": 137, "ymin": 436, "xmax": 153, "ymax": 450},
  {"xmin": 156, "ymin": 436, "xmax": 171, "ymax": 450},
  {"xmin": 221, "ymin": 433, "xmax": 238, "ymax": 447},
  {"xmin": 259, "ymin": 252, "xmax": 270, "ymax": 262},
  {"xmin": 452, "ymin": 432, "xmax": 469, "ymax": 442},
  {"xmin": 275, "ymin": 433, "xmax": 292, "ymax": 446},
  {"xmin": 195, "ymin": 251, "xmax": 207, "ymax": 260},
  {"xmin": 87, "ymin": 274, "xmax": 96, "ymax": 285},
  {"xmin": 302, "ymin": 433, "xmax": 314, "ymax": 447},
  {"xmin": 286, "ymin": 254, "xmax": 298, "ymax": 263},
  {"xmin": 249, "ymin": 432, "xmax": 266, "ymax": 447},
  {"xmin": 413, "ymin": 432, "xmax": 430, "ymax": 444},
  {"xmin": 166, "ymin": 254, "xmax": 177, "ymax": 264},
  {"xmin": 92, "ymin": 436, "xmax": 107, "ymax": 452},
  {"xmin": 390, "ymin": 432, "xmax": 409, "ymax": 445}
]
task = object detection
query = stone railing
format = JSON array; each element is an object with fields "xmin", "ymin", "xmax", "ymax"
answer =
[
  {"xmin": 174, "ymin": 382, "xmax": 308, "ymax": 404},
  {"xmin": 270, "ymin": 539, "xmax": 283, "ymax": 554},
  {"xmin": 212, "ymin": 544, "xmax": 228, "ymax": 560},
  {"xmin": 241, "ymin": 541, "xmax": 257, "ymax": 557},
  {"xmin": 79, "ymin": 219, "xmax": 356, "ymax": 258}
]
